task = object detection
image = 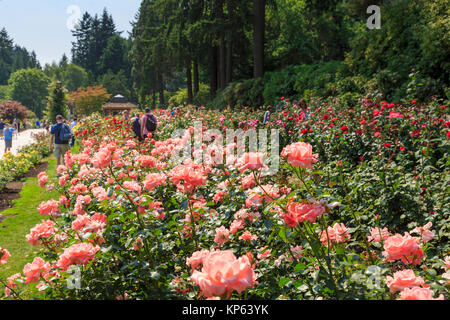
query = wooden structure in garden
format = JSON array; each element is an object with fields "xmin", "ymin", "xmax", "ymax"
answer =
[{"xmin": 101, "ymin": 95, "xmax": 139, "ymax": 115}]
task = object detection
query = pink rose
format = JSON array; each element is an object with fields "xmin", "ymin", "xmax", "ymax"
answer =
[
  {"xmin": 26, "ymin": 220, "xmax": 56, "ymax": 246},
  {"xmin": 236, "ymin": 152, "xmax": 267, "ymax": 172},
  {"xmin": 383, "ymin": 233, "xmax": 423, "ymax": 265},
  {"xmin": 239, "ymin": 231, "xmax": 258, "ymax": 241},
  {"xmin": 23, "ymin": 257, "xmax": 50, "ymax": 284},
  {"xmin": 190, "ymin": 250, "xmax": 257, "ymax": 298},
  {"xmin": 143, "ymin": 173, "xmax": 166, "ymax": 192},
  {"xmin": 386, "ymin": 269, "xmax": 425, "ymax": 293},
  {"xmin": 214, "ymin": 226, "xmax": 230, "ymax": 246},
  {"xmin": 57, "ymin": 242, "xmax": 100, "ymax": 271},
  {"xmin": 281, "ymin": 142, "xmax": 318, "ymax": 168},
  {"xmin": 0, "ymin": 248, "xmax": 10, "ymax": 265},
  {"xmin": 320, "ymin": 223, "xmax": 351, "ymax": 246},
  {"xmin": 367, "ymin": 227, "xmax": 390, "ymax": 243},
  {"xmin": 398, "ymin": 287, "xmax": 444, "ymax": 300}
]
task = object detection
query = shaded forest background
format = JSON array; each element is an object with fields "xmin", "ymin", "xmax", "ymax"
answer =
[{"xmin": 0, "ymin": 0, "xmax": 448, "ymax": 119}]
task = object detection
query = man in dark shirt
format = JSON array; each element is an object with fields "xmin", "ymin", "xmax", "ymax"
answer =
[{"xmin": 50, "ymin": 115, "xmax": 72, "ymax": 166}]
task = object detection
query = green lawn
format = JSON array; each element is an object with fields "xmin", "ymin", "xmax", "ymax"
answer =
[{"xmin": 0, "ymin": 157, "xmax": 60, "ymax": 280}]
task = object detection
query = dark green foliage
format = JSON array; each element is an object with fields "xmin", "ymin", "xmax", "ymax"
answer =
[
  {"xmin": 47, "ymin": 82, "xmax": 68, "ymax": 122},
  {"xmin": 8, "ymin": 68, "xmax": 50, "ymax": 118}
]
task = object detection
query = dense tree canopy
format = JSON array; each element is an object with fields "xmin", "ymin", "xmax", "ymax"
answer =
[{"xmin": 8, "ymin": 68, "xmax": 50, "ymax": 118}]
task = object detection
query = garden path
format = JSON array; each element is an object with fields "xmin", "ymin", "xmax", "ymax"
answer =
[{"xmin": 0, "ymin": 129, "xmax": 47, "ymax": 158}]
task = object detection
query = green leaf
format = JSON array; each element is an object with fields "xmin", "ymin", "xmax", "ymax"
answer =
[
  {"xmin": 294, "ymin": 263, "xmax": 307, "ymax": 272},
  {"xmin": 278, "ymin": 277, "xmax": 290, "ymax": 287}
]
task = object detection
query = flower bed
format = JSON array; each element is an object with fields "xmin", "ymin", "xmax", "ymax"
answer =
[
  {"xmin": 1, "ymin": 97, "xmax": 448, "ymax": 300},
  {"xmin": 0, "ymin": 132, "xmax": 51, "ymax": 190}
]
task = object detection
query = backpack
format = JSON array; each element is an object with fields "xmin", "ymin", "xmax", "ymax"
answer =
[
  {"xmin": 132, "ymin": 117, "xmax": 141, "ymax": 138},
  {"xmin": 144, "ymin": 113, "xmax": 157, "ymax": 132},
  {"xmin": 58, "ymin": 124, "xmax": 72, "ymax": 143}
]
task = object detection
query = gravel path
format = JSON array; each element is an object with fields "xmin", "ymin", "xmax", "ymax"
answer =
[{"xmin": 0, "ymin": 129, "xmax": 48, "ymax": 158}]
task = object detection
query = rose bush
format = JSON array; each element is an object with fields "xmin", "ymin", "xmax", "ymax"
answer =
[{"xmin": 1, "ymin": 96, "xmax": 448, "ymax": 300}]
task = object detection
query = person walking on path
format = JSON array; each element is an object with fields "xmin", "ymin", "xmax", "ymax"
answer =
[
  {"xmin": 139, "ymin": 108, "xmax": 158, "ymax": 141},
  {"xmin": 36, "ymin": 118, "xmax": 40, "ymax": 129},
  {"xmin": 3, "ymin": 123, "xmax": 15, "ymax": 153},
  {"xmin": 50, "ymin": 115, "xmax": 73, "ymax": 166}
]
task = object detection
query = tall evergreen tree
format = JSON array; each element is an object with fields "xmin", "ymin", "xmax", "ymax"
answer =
[
  {"xmin": 0, "ymin": 28, "xmax": 14, "ymax": 85},
  {"xmin": 47, "ymin": 81, "xmax": 68, "ymax": 122}
]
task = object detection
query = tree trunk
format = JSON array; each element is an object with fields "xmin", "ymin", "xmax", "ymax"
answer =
[
  {"xmin": 193, "ymin": 58, "xmax": 199, "ymax": 95},
  {"xmin": 226, "ymin": 40, "xmax": 233, "ymax": 85},
  {"xmin": 253, "ymin": 0, "xmax": 265, "ymax": 78},
  {"xmin": 210, "ymin": 45, "xmax": 218, "ymax": 100},
  {"xmin": 158, "ymin": 71, "xmax": 165, "ymax": 106},
  {"xmin": 226, "ymin": 0, "xmax": 234, "ymax": 86},
  {"xmin": 218, "ymin": 0, "xmax": 226, "ymax": 90},
  {"xmin": 186, "ymin": 60, "xmax": 193, "ymax": 104}
]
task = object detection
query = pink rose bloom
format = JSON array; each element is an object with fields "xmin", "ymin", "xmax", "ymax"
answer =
[
  {"xmin": 283, "ymin": 202, "xmax": 325, "ymax": 227},
  {"xmin": 143, "ymin": 173, "xmax": 167, "ymax": 192},
  {"xmin": 123, "ymin": 181, "xmax": 142, "ymax": 194},
  {"xmin": 23, "ymin": 257, "xmax": 50, "ymax": 284},
  {"xmin": 38, "ymin": 172, "xmax": 48, "ymax": 188},
  {"xmin": 214, "ymin": 226, "xmax": 230, "ymax": 246},
  {"xmin": 26, "ymin": 220, "xmax": 56, "ymax": 246},
  {"xmin": 59, "ymin": 174, "xmax": 69, "ymax": 187},
  {"xmin": 236, "ymin": 152, "xmax": 267, "ymax": 172},
  {"xmin": 320, "ymin": 223, "xmax": 351, "ymax": 246},
  {"xmin": 72, "ymin": 213, "xmax": 107, "ymax": 235},
  {"xmin": 92, "ymin": 186, "xmax": 109, "ymax": 201},
  {"xmin": 241, "ymin": 174, "xmax": 256, "ymax": 190},
  {"xmin": 0, "ymin": 248, "xmax": 10, "ymax": 265},
  {"xmin": 383, "ymin": 233, "xmax": 423, "ymax": 265},
  {"xmin": 412, "ymin": 222, "xmax": 435, "ymax": 243},
  {"xmin": 168, "ymin": 164, "xmax": 208, "ymax": 193},
  {"xmin": 186, "ymin": 249, "xmax": 210, "ymax": 270},
  {"xmin": 367, "ymin": 227, "xmax": 390, "ymax": 243},
  {"xmin": 386, "ymin": 269, "xmax": 425, "ymax": 293},
  {"xmin": 91, "ymin": 147, "xmax": 112, "ymax": 168},
  {"xmin": 37, "ymin": 200, "xmax": 60, "ymax": 217},
  {"xmin": 126, "ymin": 140, "xmax": 136, "ymax": 149},
  {"xmin": 190, "ymin": 250, "xmax": 257, "ymax": 298},
  {"xmin": 398, "ymin": 287, "xmax": 444, "ymax": 300},
  {"xmin": 135, "ymin": 155, "xmax": 157, "ymax": 168},
  {"xmin": 69, "ymin": 183, "xmax": 88, "ymax": 194},
  {"xmin": 57, "ymin": 242, "xmax": 100, "ymax": 271},
  {"xmin": 57, "ymin": 165, "xmax": 68, "ymax": 175},
  {"xmin": 229, "ymin": 219, "xmax": 245, "ymax": 234},
  {"xmin": 281, "ymin": 142, "xmax": 318, "ymax": 168},
  {"xmin": 239, "ymin": 231, "xmax": 258, "ymax": 241}
]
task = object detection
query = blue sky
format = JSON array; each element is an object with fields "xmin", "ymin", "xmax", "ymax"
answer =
[{"xmin": 0, "ymin": 0, "xmax": 142, "ymax": 66}]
